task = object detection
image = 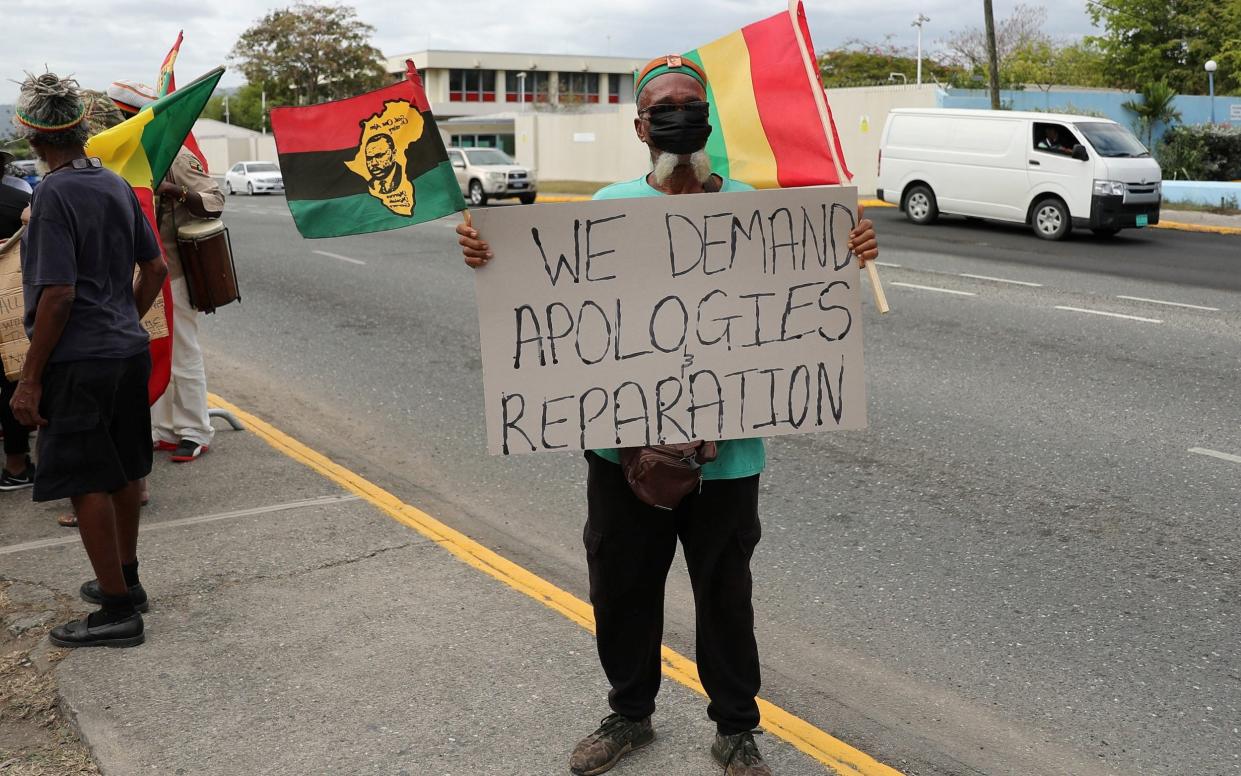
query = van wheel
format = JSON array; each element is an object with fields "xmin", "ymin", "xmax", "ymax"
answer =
[
  {"xmin": 469, "ymin": 180, "xmax": 488, "ymax": 206},
  {"xmin": 1091, "ymin": 227, "xmax": 1120, "ymax": 238},
  {"xmin": 1031, "ymin": 198, "xmax": 1070, "ymax": 240},
  {"xmin": 904, "ymin": 185, "xmax": 938, "ymax": 225},
  {"xmin": 519, "ymin": 193, "xmax": 537, "ymax": 205},
  {"xmin": 225, "ymin": 181, "xmax": 234, "ymax": 195}
]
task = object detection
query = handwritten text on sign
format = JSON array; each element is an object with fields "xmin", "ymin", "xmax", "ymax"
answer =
[{"xmin": 472, "ymin": 186, "xmax": 867, "ymax": 455}]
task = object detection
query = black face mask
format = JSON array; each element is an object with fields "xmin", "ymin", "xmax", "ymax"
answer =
[{"xmin": 647, "ymin": 109, "xmax": 713, "ymax": 155}]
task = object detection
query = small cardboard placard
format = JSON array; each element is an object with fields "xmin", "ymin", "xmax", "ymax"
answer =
[
  {"xmin": 0, "ymin": 234, "xmax": 168, "ymax": 380},
  {"xmin": 472, "ymin": 185, "xmax": 868, "ymax": 455}
]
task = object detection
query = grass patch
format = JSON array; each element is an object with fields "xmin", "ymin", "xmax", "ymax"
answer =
[
  {"xmin": 536, "ymin": 180, "xmax": 610, "ymax": 195},
  {"xmin": 1163, "ymin": 199, "xmax": 1241, "ymax": 216}
]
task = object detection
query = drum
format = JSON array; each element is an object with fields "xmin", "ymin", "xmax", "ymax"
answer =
[{"xmin": 176, "ymin": 219, "xmax": 240, "ymax": 314}]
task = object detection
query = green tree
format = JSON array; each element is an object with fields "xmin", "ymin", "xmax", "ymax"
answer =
[
  {"xmin": 818, "ymin": 37, "xmax": 964, "ymax": 87},
  {"xmin": 1087, "ymin": 0, "xmax": 1241, "ymax": 94},
  {"xmin": 230, "ymin": 2, "xmax": 387, "ymax": 108},
  {"xmin": 201, "ymin": 83, "xmax": 277, "ymax": 132},
  {"xmin": 1007, "ymin": 40, "xmax": 1110, "ymax": 99},
  {"xmin": 1122, "ymin": 81, "xmax": 1183, "ymax": 147}
]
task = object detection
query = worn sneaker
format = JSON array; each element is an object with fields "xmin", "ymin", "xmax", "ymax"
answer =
[
  {"xmin": 712, "ymin": 731, "xmax": 773, "ymax": 775},
  {"xmin": 80, "ymin": 578, "xmax": 149, "ymax": 613},
  {"xmin": 0, "ymin": 460, "xmax": 35, "ymax": 491},
  {"xmin": 569, "ymin": 713, "xmax": 655, "ymax": 776},
  {"xmin": 171, "ymin": 439, "xmax": 209, "ymax": 463}
]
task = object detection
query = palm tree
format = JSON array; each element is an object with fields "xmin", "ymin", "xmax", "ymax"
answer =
[{"xmin": 1122, "ymin": 81, "xmax": 1183, "ymax": 148}]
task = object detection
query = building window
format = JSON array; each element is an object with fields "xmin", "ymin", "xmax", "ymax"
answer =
[
  {"xmin": 558, "ymin": 72, "xmax": 600, "ymax": 104},
  {"xmin": 450, "ymin": 133, "xmax": 515, "ymax": 156},
  {"xmin": 449, "ymin": 69, "xmax": 497, "ymax": 102},
  {"xmin": 608, "ymin": 74, "xmax": 620, "ymax": 104},
  {"xmin": 505, "ymin": 71, "xmax": 550, "ymax": 103}
]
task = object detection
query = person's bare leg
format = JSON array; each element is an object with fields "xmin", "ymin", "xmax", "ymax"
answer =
[
  {"xmin": 70, "ymin": 492, "xmax": 126, "ymax": 597},
  {"xmin": 4, "ymin": 453, "xmax": 27, "ymax": 474},
  {"xmin": 112, "ymin": 480, "xmax": 143, "ymax": 566}
]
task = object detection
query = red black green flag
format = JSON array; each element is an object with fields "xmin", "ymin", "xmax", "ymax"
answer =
[{"xmin": 270, "ymin": 67, "xmax": 465, "ymax": 238}]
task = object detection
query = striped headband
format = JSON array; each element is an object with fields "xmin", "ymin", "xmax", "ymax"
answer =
[
  {"xmin": 635, "ymin": 55, "xmax": 709, "ymax": 98},
  {"xmin": 13, "ymin": 105, "xmax": 86, "ymax": 132}
]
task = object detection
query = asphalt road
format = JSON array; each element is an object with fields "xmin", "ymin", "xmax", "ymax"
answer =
[{"xmin": 202, "ymin": 192, "xmax": 1240, "ymax": 776}]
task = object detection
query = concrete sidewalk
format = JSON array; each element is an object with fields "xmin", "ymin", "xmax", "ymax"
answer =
[{"xmin": 0, "ymin": 411, "xmax": 833, "ymax": 775}]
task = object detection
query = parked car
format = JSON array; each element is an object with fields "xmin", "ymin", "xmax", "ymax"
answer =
[
  {"xmin": 447, "ymin": 147, "xmax": 536, "ymax": 206},
  {"xmin": 9, "ymin": 159, "xmax": 41, "ymax": 190},
  {"xmin": 876, "ymin": 109, "xmax": 1162, "ymax": 240},
  {"xmin": 224, "ymin": 161, "xmax": 284, "ymax": 196}
]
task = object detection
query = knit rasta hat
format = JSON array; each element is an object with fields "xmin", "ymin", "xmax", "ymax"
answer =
[{"xmin": 12, "ymin": 71, "xmax": 90, "ymax": 147}]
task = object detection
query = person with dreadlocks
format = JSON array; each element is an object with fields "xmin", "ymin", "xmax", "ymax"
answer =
[{"xmin": 9, "ymin": 72, "xmax": 167, "ymax": 648}]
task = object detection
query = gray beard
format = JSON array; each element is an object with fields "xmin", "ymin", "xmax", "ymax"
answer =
[{"xmin": 651, "ymin": 150, "xmax": 712, "ymax": 186}]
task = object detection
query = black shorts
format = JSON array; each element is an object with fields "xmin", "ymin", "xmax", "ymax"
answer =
[{"xmin": 33, "ymin": 353, "xmax": 153, "ymax": 502}]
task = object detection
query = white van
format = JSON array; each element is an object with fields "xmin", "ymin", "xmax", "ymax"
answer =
[{"xmin": 876, "ymin": 109, "xmax": 1162, "ymax": 240}]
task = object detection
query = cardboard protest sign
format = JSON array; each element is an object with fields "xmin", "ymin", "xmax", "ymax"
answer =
[
  {"xmin": 472, "ymin": 186, "xmax": 867, "ymax": 456},
  {"xmin": 0, "ymin": 238, "xmax": 27, "ymax": 381},
  {"xmin": 0, "ymin": 235, "xmax": 168, "ymax": 381}
]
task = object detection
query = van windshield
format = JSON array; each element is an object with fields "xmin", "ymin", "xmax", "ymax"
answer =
[{"xmin": 1076, "ymin": 123, "xmax": 1150, "ymax": 158}]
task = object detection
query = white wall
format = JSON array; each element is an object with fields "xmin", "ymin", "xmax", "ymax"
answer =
[
  {"xmin": 197, "ymin": 135, "xmax": 279, "ymax": 175},
  {"xmin": 826, "ymin": 84, "xmax": 940, "ymax": 196},
  {"xmin": 513, "ymin": 111, "xmax": 649, "ymax": 184}
]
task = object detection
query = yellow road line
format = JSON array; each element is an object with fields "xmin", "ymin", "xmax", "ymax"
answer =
[
  {"xmin": 1153, "ymin": 220, "xmax": 1241, "ymax": 236},
  {"xmin": 859, "ymin": 198, "xmax": 895, "ymax": 208},
  {"xmin": 207, "ymin": 392, "xmax": 904, "ymax": 776}
]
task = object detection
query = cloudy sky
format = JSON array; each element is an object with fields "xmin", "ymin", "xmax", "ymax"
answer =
[{"xmin": 2, "ymin": 0, "xmax": 1098, "ymax": 103}]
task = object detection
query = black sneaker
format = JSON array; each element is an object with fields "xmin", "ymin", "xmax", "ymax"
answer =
[
  {"xmin": 80, "ymin": 578, "xmax": 149, "ymax": 613},
  {"xmin": 49, "ymin": 610, "xmax": 144, "ymax": 648},
  {"xmin": 0, "ymin": 459, "xmax": 35, "ymax": 491},
  {"xmin": 569, "ymin": 713, "xmax": 655, "ymax": 776},
  {"xmin": 171, "ymin": 438, "xmax": 209, "ymax": 463},
  {"xmin": 712, "ymin": 731, "xmax": 773, "ymax": 775}
]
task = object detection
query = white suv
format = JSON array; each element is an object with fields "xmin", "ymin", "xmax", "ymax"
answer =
[{"xmin": 448, "ymin": 148, "xmax": 537, "ymax": 206}]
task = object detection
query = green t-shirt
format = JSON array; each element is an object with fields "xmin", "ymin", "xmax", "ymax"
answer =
[{"xmin": 588, "ymin": 174, "xmax": 766, "ymax": 480}]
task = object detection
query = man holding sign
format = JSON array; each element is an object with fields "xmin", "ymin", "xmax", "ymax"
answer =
[{"xmin": 459, "ymin": 57, "xmax": 878, "ymax": 775}]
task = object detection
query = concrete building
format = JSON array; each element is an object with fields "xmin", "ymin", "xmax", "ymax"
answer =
[
  {"xmin": 192, "ymin": 118, "xmax": 278, "ymax": 175},
  {"xmin": 377, "ymin": 49, "xmax": 939, "ymax": 194},
  {"xmin": 382, "ymin": 50, "xmax": 649, "ymax": 155}
]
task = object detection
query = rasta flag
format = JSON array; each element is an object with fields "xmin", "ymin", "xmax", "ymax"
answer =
[
  {"xmin": 682, "ymin": 1, "xmax": 851, "ymax": 189},
  {"xmin": 270, "ymin": 65, "xmax": 466, "ymax": 239},
  {"xmin": 85, "ymin": 66, "xmax": 224, "ymax": 403},
  {"xmin": 157, "ymin": 30, "xmax": 208, "ymax": 170}
]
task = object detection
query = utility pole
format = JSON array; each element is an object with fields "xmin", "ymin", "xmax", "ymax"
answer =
[
  {"xmin": 913, "ymin": 14, "xmax": 931, "ymax": 86},
  {"xmin": 983, "ymin": 0, "xmax": 1001, "ymax": 109},
  {"xmin": 261, "ymin": 89, "xmax": 267, "ymax": 135},
  {"xmin": 223, "ymin": 94, "xmax": 230, "ymax": 124}
]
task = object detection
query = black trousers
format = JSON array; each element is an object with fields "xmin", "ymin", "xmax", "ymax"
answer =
[
  {"xmin": 1, "ymin": 375, "xmax": 31, "ymax": 458},
  {"xmin": 584, "ymin": 452, "xmax": 762, "ymax": 735}
]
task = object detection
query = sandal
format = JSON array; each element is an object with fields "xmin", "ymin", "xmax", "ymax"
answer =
[{"xmin": 57, "ymin": 512, "xmax": 79, "ymax": 528}]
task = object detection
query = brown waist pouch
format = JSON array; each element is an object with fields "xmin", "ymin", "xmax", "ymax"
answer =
[{"xmin": 618, "ymin": 441, "xmax": 719, "ymax": 511}]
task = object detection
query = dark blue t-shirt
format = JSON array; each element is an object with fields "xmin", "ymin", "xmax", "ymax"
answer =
[{"xmin": 21, "ymin": 164, "xmax": 161, "ymax": 363}]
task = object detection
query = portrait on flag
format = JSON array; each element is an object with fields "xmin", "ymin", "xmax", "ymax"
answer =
[{"xmin": 270, "ymin": 67, "xmax": 465, "ymax": 239}]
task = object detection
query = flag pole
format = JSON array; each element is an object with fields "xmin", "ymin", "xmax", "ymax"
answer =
[
  {"xmin": 788, "ymin": 0, "xmax": 890, "ymax": 314},
  {"xmin": 405, "ymin": 58, "xmax": 472, "ymax": 229}
]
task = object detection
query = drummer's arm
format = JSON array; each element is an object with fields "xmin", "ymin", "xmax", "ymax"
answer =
[{"xmin": 156, "ymin": 181, "xmax": 221, "ymax": 219}]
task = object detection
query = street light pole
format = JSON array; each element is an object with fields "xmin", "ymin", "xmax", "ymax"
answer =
[
  {"xmin": 913, "ymin": 14, "xmax": 931, "ymax": 86},
  {"xmin": 1205, "ymin": 60, "xmax": 1218, "ymax": 124}
]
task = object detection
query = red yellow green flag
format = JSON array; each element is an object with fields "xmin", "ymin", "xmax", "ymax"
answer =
[
  {"xmin": 85, "ymin": 66, "xmax": 223, "ymax": 401},
  {"xmin": 682, "ymin": 1, "xmax": 851, "ymax": 188},
  {"xmin": 156, "ymin": 30, "xmax": 208, "ymax": 169}
]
